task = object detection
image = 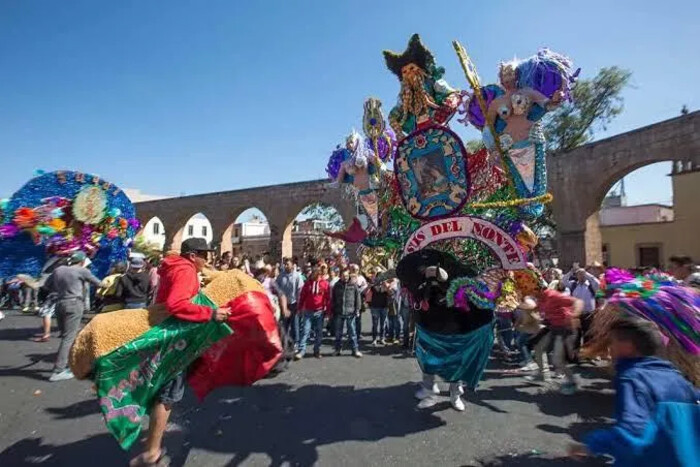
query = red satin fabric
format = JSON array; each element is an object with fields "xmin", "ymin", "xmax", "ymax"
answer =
[{"xmin": 187, "ymin": 291, "xmax": 283, "ymax": 400}]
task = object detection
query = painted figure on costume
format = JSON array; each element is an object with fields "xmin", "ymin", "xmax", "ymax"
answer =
[
  {"xmin": 383, "ymin": 34, "xmax": 461, "ymax": 138},
  {"xmin": 335, "ymin": 131, "xmax": 380, "ymax": 193},
  {"xmin": 466, "ymin": 49, "xmax": 579, "ymax": 217}
]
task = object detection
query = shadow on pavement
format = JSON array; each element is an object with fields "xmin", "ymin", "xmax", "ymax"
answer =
[
  {"xmin": 474, "ymin": 451, "xmax": 608, "ymax": 466},
  {"xmin": 171, "ymin": 381, "xmax": 446, "ymax": 466},
  {"xmin": 0, "ymin": 435, "xmax": 128, "ymax": 467},
  {"xmin": 0, "ymin": 352, "xmax": 56, "ymax": 382},
  {"xmin": 46, "ymin": 399, "xmax": 100, "ymax": 420},
  {"xmin": 1, "ymin": 381, "xmax": 445, "ymax": 467},
  {"xmin": 0, "ymin": 326, "xmax": 42, "ymax": 342}
]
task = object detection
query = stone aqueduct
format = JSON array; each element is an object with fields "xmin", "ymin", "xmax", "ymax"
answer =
[{"xmin": 135, "ymin": 111, "xmax": 700, "ymax": 267}]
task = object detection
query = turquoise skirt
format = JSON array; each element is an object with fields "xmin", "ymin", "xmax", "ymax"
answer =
[{"xmin": 415, "ymin": 321, "xmax": 494, "ymax": 389}]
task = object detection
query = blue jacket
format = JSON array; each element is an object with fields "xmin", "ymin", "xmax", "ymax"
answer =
[{"xmin": 584, "ymin": 357, "xmax": 699, "ymax": 465}]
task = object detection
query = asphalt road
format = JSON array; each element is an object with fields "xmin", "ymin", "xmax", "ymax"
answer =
[{"xmin": 0, "ymin": 310, "xmax": 611, "ymax": 466}]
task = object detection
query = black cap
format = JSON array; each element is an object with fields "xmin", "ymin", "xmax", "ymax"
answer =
[{"xmin": 181, "ymin": 238, "xmax": 214, "ymax": 254}]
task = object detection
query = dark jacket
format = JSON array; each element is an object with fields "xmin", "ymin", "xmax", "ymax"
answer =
[
  {"xmin": 584, "ymin": 357, "xmax": 699, "ymax": 457},
  {"xmin": 332, "ymin": 280, "xmax": 362, "ymax": 317},
  {"xmin": 116, "ymin": 270, "xmax": 151, "ymax": 305}
]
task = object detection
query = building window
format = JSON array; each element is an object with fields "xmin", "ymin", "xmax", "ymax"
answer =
[
  {"xmin": 187, "ymin": 225, "xmax": 194, "ymax": 236},
  {"xmin": 202, "ymin": 226, "xmax": 207, "ymax": 237},
  {"xmin": 637, "ymin": 244, "xmax": 661, "ymax": 269},
  {"xmin": 602, "ymin": 244, "xmax": 609, "ymax": 267},
  {"xmin": 152, "ymin": 222, "xmax": 160, "ymax": 235}
]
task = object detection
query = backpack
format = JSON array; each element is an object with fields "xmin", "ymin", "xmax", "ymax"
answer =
[{"xmin": 570, "ymin": 280, "xmax": 595, "ymax": 298}]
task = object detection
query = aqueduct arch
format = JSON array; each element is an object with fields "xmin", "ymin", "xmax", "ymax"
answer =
[
  {"xmin": 135, "ymin": 180, "xmax": 356, "ymax": 260},
  {"xmin": 548, "ymin": 111, "xmax": 700, "ymax": 268},
  {"xmin": 135, "ymin": 112, "xmax": 700, "ymax": 268}
]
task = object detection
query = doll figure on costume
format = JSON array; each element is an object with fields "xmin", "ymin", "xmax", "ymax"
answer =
[
  {"xmin": 383, "ymin": 34, "xmax": 461, "ymax": 138},
  {"xmin": 334, "ymin": 131, "xmax": 381, "ymax": 227},
  {"xmin": 466, "ymin": 49, "xmax": 579, "ymax": 218}
]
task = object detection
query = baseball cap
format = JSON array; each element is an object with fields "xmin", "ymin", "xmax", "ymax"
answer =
[
  {"xmin": 181, "ymin": 237, "xmax": 214, "ymax": 255},
  {"xmin": 130, "ymin": 256, "xmax": 145, "ymax": 269},
  {"xmin": 70, "ymin": 251, "xmax": 87, "ymax": 264}
]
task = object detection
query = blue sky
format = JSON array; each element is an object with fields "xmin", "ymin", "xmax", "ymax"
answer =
[{"xmin": 1, "ymin": 0, "xmax": 696, "ymax": 211}]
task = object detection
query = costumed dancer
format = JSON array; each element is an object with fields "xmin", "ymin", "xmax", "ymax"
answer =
[
  {"xmin": 129, "ymin": 238, "xmax": 232, "ymax": 466},
  {"xmin": 67, "ymin": 237, "xmax": 283, "ymax": 461},
  {"xmin": 585, "ymin": 269, "xmax": 700, "ymax": 386},
  {"xmin": 398, "ymin": 249, "xmax": 494, "ymax": 411}
]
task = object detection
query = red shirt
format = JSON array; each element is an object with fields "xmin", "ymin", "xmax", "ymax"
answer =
[
  {"xmin": 298, "ymin": 279, "xmax": 331, "ymax": 314},
  {"xmin": 538, "ymin": 289, "xmax": 576, "ymax": 329},
  {"xmin": 156, "ymin": 255, "xmax": 214, "ymax": 322}
]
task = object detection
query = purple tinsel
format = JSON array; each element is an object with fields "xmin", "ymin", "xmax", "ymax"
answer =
[
  {"xmin": 326, "ymin": 146, "xmax": 349, "ymax": 180},
  {"xmin": 365, "ymin": 129, "xmax": 397, "ymax": 161},
  {"xmin": 604, "ymin": 268, "xmax": 636, "ymax": 285},
  {"xmin": 467, "ymin": 84, "xmax": 504, "ymax": 130},
  {"xmin": 0, "ymin": 224, "xmax": 20, "ymax": 238},
  {"xmin": 517, "ymin": 48, "xmax": 580, "ymax": 101}
]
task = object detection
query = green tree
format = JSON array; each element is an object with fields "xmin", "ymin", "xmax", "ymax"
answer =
[
  {"xmin": 543, "ymin": 66, "xmax": 632, "ymax": 154},
  {"xmin": 465, "ymin": 139, "xmax": 485, "ymax": 153},
  {"xmin": 132, "ymin": 235, "xmax": 163, "ymax": 262},
  {"xmin": 299, "ymin": 202, "xmax": 344, "ymax": 230}
]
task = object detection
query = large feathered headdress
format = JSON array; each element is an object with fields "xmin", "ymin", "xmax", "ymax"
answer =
[{"xmin": 602, "ymin": 268, "xmax": 700, "ymax": 355}]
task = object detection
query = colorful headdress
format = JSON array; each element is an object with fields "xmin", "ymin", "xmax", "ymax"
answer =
[
  {"xmin": 383, "ymin": 34, "xmax": 439, "ymax": 78},
  {"xmin": 602, "ymin": 268, "xmax": 700, "ymax": 355}
]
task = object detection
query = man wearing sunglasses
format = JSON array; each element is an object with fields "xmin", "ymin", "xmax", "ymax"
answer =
[{"xmin": 130, "ymin": 237, "xmax": 230, "ymax": 466}]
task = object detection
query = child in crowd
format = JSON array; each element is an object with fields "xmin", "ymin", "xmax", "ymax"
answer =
[
  {"xmin": 513, "ymin": 296, "xmax": 541, "ymax": 371},
  {"xmin": 569, "ymin": 318, "xmax": 699, "ymax": 465}
]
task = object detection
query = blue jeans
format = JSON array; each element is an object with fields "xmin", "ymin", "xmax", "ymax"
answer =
[
  {"xmin": 495, "ymin": 314, "xmax": 516, "ymax": 352},
  {"xmin": 516, "ymin": 332, "xmax": 533, "ymax": 364},
  {"xmin": 371, "ymin": 308, "xmax": 388, "ymax": 341},
  {"xmin": 283, "ymin": 303, "xmax": 300, "ymax": 346},
  {"xmin": 298, "ymin": 310, "xmax": 324, "ymax": 355},
  {"xmin": 124, "ymin": 302, "xmax": 146, "ymax": 309},
  {"xmin": 334, "ymin": 316, "xmax": 358, "ymax": 351},
  {"xmin": 387, "ymin": 314, "xmax": 400, "ymax": 340},
  {"xmin": 400, "ymin": 306, "xmax": 412, "ymax": 345}
]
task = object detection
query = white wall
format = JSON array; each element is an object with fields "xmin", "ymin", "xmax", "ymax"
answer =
[
  {"xmin": 141, "ymin": 217, "xmax": 166, "ymax": 249},
  {"xmin": 182, "ymin": 213, "xmax": 213, "ymax": 243}
]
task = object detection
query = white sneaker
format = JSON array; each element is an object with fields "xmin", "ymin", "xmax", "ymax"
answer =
[
  {"xmin": 352, "ymin": 351, "xmax": 363, "ymax": 358},
  {"xmin": 0, "ymin": 311, "xmax": 4, "ymax": 321},
  {"xmin": 519, "ymin": 362, "xmax": 539, "ymax": 372},
  {"xmin": 414, "ymin": 383, "xmax": 440, "ymax": 400},
  {"xmin": 417, "ymin": 396, "xmax": 439, "ymax": 409},
  {"xmin": 49, "ymin": 369, "xmax": 74, "ymax": 382},
  {"xmin": 524, "ymin": 372, "xmax": 551, "ymax": 383},
  {"xmin": 450, "ymin": 395, "xmax": 466, "ymax": 412}
]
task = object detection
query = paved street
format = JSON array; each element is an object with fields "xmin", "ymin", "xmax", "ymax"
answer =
[{"xmin": 0, "ymin": 310, "xmax": 610, "ymax": 466}]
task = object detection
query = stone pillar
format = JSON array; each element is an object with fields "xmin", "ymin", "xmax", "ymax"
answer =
[
  {"xmin": 267, "ymin": 222, "xmax": 283, "ymax": 262},
  {"xmin": 163, "ymin": 227, "xmax": 184, "ymax": 253},
  {"xmin": 557, "ymin": 230, "xmax": 585, "ymax": 270},
  {"xmin": 584, "ymin": 213, "xmax": 603, "ymax": 266},
  {"xmin": 219, "ymin": 224, "xmax": 233, "ymax": 255}
]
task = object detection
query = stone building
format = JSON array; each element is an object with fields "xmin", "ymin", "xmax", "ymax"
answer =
[{"xmin": 599, "ymin": 163, "xmax": 699, "ymax": 268}]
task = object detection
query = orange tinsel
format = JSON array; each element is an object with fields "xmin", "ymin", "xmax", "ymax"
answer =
[
  {"xmin": 118, "ymin": 218, "xmax": 128, "ymax": 229},
  {"xmin": 49, "ymin": 218, "xmax": 67, "ymax": 231},
  {"xmin": 14, "ymin": 207, "xmax": 38, "ymax": 228}
]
